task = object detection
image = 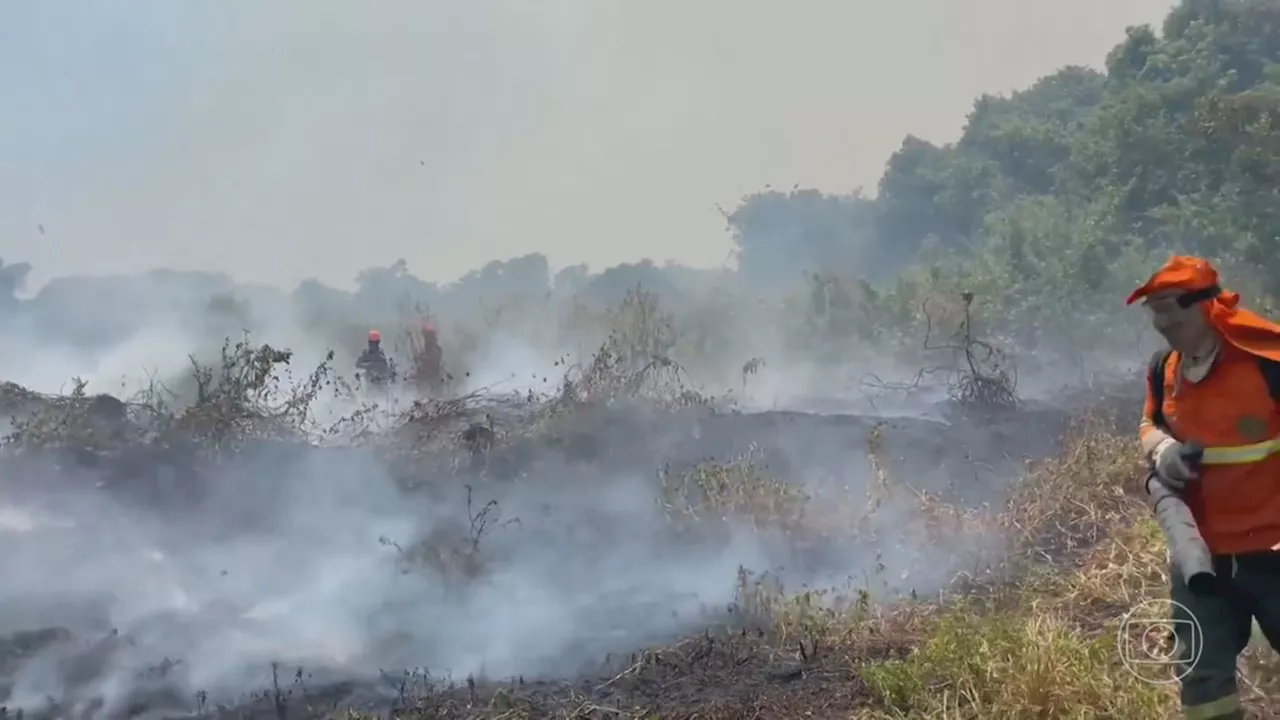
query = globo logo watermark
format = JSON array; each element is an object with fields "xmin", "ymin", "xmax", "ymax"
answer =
[{"xmin": 1117, "ymin": 598, "xmax": 1203, "ymax": 684}]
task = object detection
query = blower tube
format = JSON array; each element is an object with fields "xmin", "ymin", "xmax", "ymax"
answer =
[{"xmin": 1145, "ymin": 442, "xmax": 1215, "ymax": 596}]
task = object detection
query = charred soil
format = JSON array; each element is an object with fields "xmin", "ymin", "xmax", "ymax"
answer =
[{"xmin": 1, "ymin": 341, "xmax": 1249, "ymax": 719}]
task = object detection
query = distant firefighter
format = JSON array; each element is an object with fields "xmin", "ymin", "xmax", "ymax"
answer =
[
  {"xmin": 356, "ymin": 329, "xmax": 393, "ymax": 385},
  {"xmin": 412, "ymin": 319, "xmax": 445, "ymax": 392}
]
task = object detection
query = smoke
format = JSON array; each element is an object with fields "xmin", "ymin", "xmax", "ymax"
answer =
[
  {"xmin": 0, "ymin": 271, "xmax": 1050, "ymax": 715},
  {"xmin": 2, "ymin": 0, "xmax": 1175, "ymax": 290},
  {"xmin": 0, "ymin": 427, "xmax": 789, "ymax": 713},
  {"xmin": 0, "ymin": 2, "xmax": 1172, "ymax": 714},
  {"xmin": 0, "ymin": 287, "xmax": 1069, "ymax": 720},
  {"xmin": 456, "ymin": 333, "xmax": 563, "ymax": 397}
]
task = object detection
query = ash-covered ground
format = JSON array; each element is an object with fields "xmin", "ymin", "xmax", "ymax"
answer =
[{"xmin": 0, "ymin": 349, "xmax": 1141, "ymax": 719}]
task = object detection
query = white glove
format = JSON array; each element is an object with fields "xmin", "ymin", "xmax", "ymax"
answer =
[{"xmin": 1153, "ymin": 437, "xmax": 1199, "ymax": 490}]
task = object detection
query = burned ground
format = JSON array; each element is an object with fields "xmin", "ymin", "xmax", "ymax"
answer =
[{"xmin": 0, "ymin": 353, "xmax": 1144, "ymax": 720}]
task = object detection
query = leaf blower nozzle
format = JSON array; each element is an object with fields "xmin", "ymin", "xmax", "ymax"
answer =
[{"xmin": 1146, "ymin": 440, "xmax": 1215, "ymax": 596}]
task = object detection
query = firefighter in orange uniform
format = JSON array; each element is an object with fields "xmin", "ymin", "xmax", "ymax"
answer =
[
  {"xmin": 1130, "ymin": 256, "xmax": 1280, "ymax": 720},
  {"xmin": 357, "ymin": 329, "xmax": 392, "ymax": 384},
  {"xmin": 413, "ymin": 319, "xmax": 444, "ymax": 391}
]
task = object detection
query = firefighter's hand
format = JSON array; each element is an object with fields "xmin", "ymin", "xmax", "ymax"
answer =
[{"xmin": 1153, "ymin": 437, "xmax": 1199, "ymax": 489}]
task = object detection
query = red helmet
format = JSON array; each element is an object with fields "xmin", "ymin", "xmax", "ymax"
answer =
[
  {"xmin": 421, "ymin": 319, "xmax": 437, "ymax": 334},
  {"xmin": 368, "ymin": 330, "xmax": 381, "ymax": 342}
]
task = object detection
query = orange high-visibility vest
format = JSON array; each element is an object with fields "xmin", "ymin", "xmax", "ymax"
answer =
[{"xmin": 1142, "ymin": 342, "xmax": 1280, "ymax": 554}]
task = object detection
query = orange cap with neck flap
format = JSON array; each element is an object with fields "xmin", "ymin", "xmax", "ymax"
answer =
[{"xmin": 1128, "ymin": 255, "xmax": 1280, "ymax": 362}]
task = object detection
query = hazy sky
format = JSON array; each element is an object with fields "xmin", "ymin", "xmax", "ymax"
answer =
[{"xmin": 1, "ymin": 0, "xmax": 1175, "ymax": 290}]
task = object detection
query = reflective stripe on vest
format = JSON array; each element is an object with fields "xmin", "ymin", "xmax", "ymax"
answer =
[{"xmin": 1201, "ymin": 436, "xmax": 1280, "ymax": 465}]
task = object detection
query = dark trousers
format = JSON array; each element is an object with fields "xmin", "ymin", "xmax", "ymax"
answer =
[{"xmin": 1173, "ymin": 552, "xmax": 1280, "ymax": 719}]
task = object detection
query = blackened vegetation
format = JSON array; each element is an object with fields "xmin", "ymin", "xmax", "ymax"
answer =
[
  {"xmin": 0, "ymin": 318, "xmax": 1109, "ymax": 719},
  {"xmin": 858, "ymin": 292, "xmax": 1019, "ymax": 412}
]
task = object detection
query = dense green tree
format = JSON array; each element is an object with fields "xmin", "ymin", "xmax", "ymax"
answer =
[
  {"xmin": 727, "ymin": 188, "xmax": 879, "ymax": 292},
  {"xmin": 7, "ymin": 1, "xmax": 1278, "ymax": 356},
  {"xmin": 449, "ymin": 253, "xmax": 550, "ymax": 306},
  {"xmin": 579, "ymin": 260, "xmax": 683, "ymax": 307},
  {"xmin": 728, "ymin": 0, "xmax": 1280, "ymax": 303}
]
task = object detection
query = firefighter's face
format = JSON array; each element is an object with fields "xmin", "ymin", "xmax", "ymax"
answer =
[{"xmin": 1145, "ymin": 291, "xmax": 1213, "ymax": 352}]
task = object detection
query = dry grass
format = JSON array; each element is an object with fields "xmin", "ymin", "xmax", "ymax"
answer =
[
  {"xmin": 7, "ymin": 314, "xmax": 1278, "ymax": 718},
  {"xmin": 659, "ymin": 419, "xmax": 1181, "ymax": 719},
  {"xmin": 196, "ymin": 402, "xmax": 1278, "ymax": 718},
  {"xmin": 659, "ymin": 447, "xmax": 811, "ymax": 533},
  {"xmin": 841, "ymin": 420, "xmax": 1275, "ymax": 719},
  {"xmin": 315, "ymin": 415, "xmax": 1280, "ymax": 719}
]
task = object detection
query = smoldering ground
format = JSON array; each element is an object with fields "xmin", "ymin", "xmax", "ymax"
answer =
[
  {"xmin": 0, "ymin": 365, "xmax": 1080, "ymax": 719},
  {"xmin": 0, "ymin": 265, "xmax": 1141, "ymax": 719},
  {"xmin": 0, "ymin": 444, "xmax": 734, "ymax": 714}
]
